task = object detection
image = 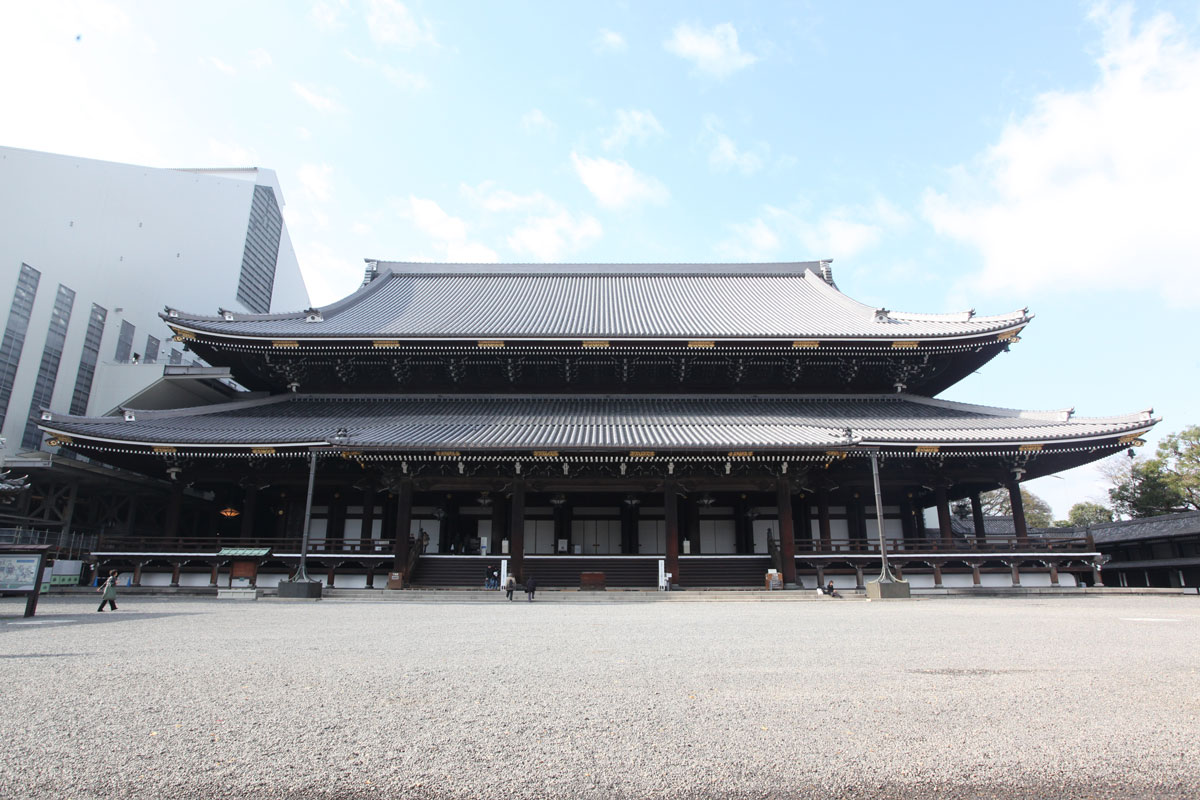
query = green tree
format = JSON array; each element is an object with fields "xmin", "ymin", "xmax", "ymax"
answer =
[
  {"xmin": 1154, "ymin": 426, "xmax": 1200, "ymax": 510},
  {"xmin": 1107, "ymin": 456, "xmax": 1186, "ymax": 518},
  {"xmin": 1066, "ymin": 501, "xmax": 1113, "ymax": 527},
  {"xmin": 979, "ymin": 488, "xmax": 1054, "ymax": 528}
]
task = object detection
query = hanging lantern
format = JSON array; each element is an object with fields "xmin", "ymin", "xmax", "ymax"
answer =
[{"xmin": 220, "ymin": 507, "xmax": 241, "ymax": 518}]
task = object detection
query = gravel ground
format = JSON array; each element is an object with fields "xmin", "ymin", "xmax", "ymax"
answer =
[{"xmin": 1, "ymin": 593, "xmax": 1197, "ymax": 800}]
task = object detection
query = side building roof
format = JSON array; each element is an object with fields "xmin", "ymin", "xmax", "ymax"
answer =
[{"xmin": 162, "ymin": 261, "xmax": 1031, "ymax": 342}]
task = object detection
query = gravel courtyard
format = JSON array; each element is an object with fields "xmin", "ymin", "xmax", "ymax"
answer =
[{"xmin": 1, "ymin": 593, "xmax": 1197, "ymax": 800}]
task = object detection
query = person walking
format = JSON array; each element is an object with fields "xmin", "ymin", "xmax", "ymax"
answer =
[
  {"xmin": 525, "ymin": 574, "xmax": 537, "ymax": 602},
  {"xmin": 96, "ymin": 570, "xmax": 119, "ymax": 612},
  {"xmin": 504, "ymin": 573, "xmax": 516, "ymax": 601}
]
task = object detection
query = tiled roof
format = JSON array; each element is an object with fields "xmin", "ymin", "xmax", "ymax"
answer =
[
  {"xmin": 1066, "ymin": 511, "xmax": 1200, "ymax": 544},
  {"xmin": 40, "ymin": 394, "xmax": 1155, "ymax": 451},
  {"xmin": 163, "ymin": 262, "xmax": 1030, "ymax": 341}
]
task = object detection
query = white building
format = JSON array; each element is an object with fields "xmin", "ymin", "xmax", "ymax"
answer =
[{"xmin": 0, "ymin": 146, "xmax": 309, "ymax": 456}]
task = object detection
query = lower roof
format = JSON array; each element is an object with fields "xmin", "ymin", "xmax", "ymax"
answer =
[{"xmin": 39, "ymin": 393, "xmax": 1155, "ymax": 453}]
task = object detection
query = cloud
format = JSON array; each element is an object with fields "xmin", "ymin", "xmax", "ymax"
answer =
[
  {"xmin": 664, "ymin": 22, "xmax": 758, "ymax": 77},
  {"xmin": 595, "ymin": 29, "xmax": 627, "ymax": 53},
  {"xmin": 461, "ymin": 181, "xmax": 554, "ymax": 213},
  {"xmin": 292, "ymin": 82, "xmax": 344, "ymax": 113},
  {"xmin": 366, "ymin": 0, "xmax": 436, "ymax": 48},
  {"xmin": 703, "ymin": 116, "xmax": 765, "ymax": 174},
  {"xmin": 310, "ymin": 0, "xmax": 348, "ymax": 31},
  {"xmin": 207, "ymin": 139, "xmax": 258, "ymax": 166},
  {"xmin": 295, "ymin": 241, "xmax": 360, "ymax": 306},
  {"xmin": 298, "ymin": 163, "xmax": 334, "ymax": 202},
  {"xmin": 521, "ymin": 108, "xmax": 556, "ymax": 136},
  {"xmin": 602, "ymin": 109, "xmax": 665, "ymax": 151},
  {"xmin": 923, "ymin": 4, "xmax": 1200, "ymax": 307},
  {"xmin": 718, "ymin": 198, "xmax": 907, "ymax": 261},
  {"xmin": 407, "ymin": 196, "xmax": 498, "ymax": 262},
  {"xmin": 570, "ymin": 152, "xmax": 669, "ymax": 210},
  {"xmin": 249, "ymin": 48, "xmax": 273, "ymax": 69},
  {"xmin": 207, "ymin": 56, "xmax": 236, "ymax": 76},
  {"xmin": 345, "ymin": 51, "xmax": 429, "ymax": 91},
  {"xmin": 508, "ymin": 211, "xmax": 603, "ymax": 261}
]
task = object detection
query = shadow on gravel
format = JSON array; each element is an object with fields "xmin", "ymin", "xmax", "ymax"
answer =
[{"xmin": 0, "ymin": 610, "xmax": 200, "ymax": 628}]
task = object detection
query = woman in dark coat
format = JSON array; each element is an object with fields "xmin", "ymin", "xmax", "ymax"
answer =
[{"xmin": 525, "ymin": 575, "xmax": 537, "ymax": 602}]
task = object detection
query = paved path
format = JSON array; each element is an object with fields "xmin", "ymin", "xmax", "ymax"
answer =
[{"xmin": 1, "ymin": 595, "xmax": 1197, "ymax": 799}]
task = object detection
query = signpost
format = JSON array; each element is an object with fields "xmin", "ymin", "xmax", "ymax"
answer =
[{"xmin": 0, "ymin": 545, "xmax": 52, "ymax": 617}]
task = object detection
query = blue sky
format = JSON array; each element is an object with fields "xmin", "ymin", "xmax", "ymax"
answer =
[{"xmin": 2, "ymin": 1, "xmax": 1198, "ymax": 517}]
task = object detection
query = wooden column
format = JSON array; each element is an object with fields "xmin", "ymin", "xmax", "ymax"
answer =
[
  {"xmin": 328, "ymin": 492, "xmax": 346, "ymax": 551},
  {"xmin": 969, "ymin": 561, "xmax": 982, "ymax": 586},
  {"xmin": 361, "ymin": 487, "xmax": 376, "ymax": 551},
  {"xmin": 392, "ymin": 478, "xmax": 412, "ymax": 570},
  {"xmin": 1007, "ymin": 480, "xmax": 1029, "ymax": 545},
  {"xmin": 621, "ymin": 499, "xmax": 640, "ymax": 554},
  {"xmin": 796, "ymin": 494, "xmax": 812, "ymax": 551},
  {"xmin": 165, "ymin": 483, "xmax": 183, "ymax": 548},
  {"xmin": 817, "ymin": 487, "xmax": 832, "ymax": 552},
  {"xmin": 1009, "ymin": 561, "xmax": 1021, "ymax": 586},
  {"xmin": 170, "ymin": 561, "xmax": 182, "ymax": 587},
  {"xmin": 132, "ymin": 561, "xmax": 143, "ymax": 586},
  {"xmin": 509, "ymin": 478, "xmax": 526, "ymax": 582},
  {"xmin": 776, "ymin": 476, "xmax": 798, "ymax": 586},
  {"xmin": 685, "ymin": 497, "xmax": 700, "ymax": 555},
  {"xmin": 932, "ymin": 561, "xmax": 944, "ymax": 588},
  {"xmin": 240, "ymin": 485, "xmax": 258, "ymax": 544},
  {"xmin": 490, "ymin": 492, "xmax": 507, "ymax": 556},
  {"xmin": 853, "ymin": 563, "xmax": 865, "ymax": 590},
  {"xmin": 209, "ymin": 563, "xmax": 219, "ymax": 587},
  {"xmin": 899, "ymin": 494, "xmax": 915, "ymax": 543},
  {"xmin": 970, "ymin": 492, "xmax": 986, "ymax": 541},
  {"xmin": 1049, "ymin": 561, "xmax": 1060, "ymax": 586},
  {"xmin": 935, "ymin": 485, "xmax": 953, "ymax": 546},
  {"xmin": 664, "ymin": 481, "xmax": 680, "ymax": 587},
  {"xmin": 914, "ymin": 494, "xmax": 927, "ymax": 538}
]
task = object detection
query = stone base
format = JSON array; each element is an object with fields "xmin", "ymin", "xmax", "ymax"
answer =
[
  {"xmin": 866, "ymin": 579, "xmax": 911, "ymax": 599},
  {"xmin": 217, "ymin": 587, "xmax": 259, "ymax": 600},
  {"xmin": 277, "ymin": 580, "xmax": 323, "ymax": 599}
]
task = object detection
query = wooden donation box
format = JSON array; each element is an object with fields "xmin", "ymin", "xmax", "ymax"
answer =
[
  {"xmin": 580, "ymin": 571, "xmax": 606, "ymax": 591},
  {"xmin": 386, "ymin": 571, "xmax": 405, "ymax": 589},
  {"xmin": 764, "ymin": 572, "xmax": 783, "ymax": 590}
]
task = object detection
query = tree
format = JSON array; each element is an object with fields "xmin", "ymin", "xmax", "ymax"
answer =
[
  {"xmin": 979, "ymin": 487, "xmax": 1053, "ymax": 528},
  {"xmin": 1108, "ymin": 457, "xmax": 1186, "ymax": 518},
  {"xmin": 1154, "ymin": 426, "xmax": 1200, "ymax": 510},
  {"xmin": 1065, "ymin": 502, "xmax": 1113, "ymax": 527}
]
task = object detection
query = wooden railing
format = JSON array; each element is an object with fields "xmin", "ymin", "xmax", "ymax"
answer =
[
  {"xmin": 93, "ymin": 534, "xmax": 399, "ymax": 555},
  {"xmin": 792, "ymin": 535, "xmax": 1094, "ymax": 555}
]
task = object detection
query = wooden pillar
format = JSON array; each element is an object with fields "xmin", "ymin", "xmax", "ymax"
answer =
[
  {"xmin": 392, "ymin": 478, "xmax": 412, "ymax": 570},
  {"xmin": 1049, "ymin": 561, "xmax": 1060, "ymax": 586},
  {"xmin": 379, "ymin": 492, "xmax": 396, "ymax": 552},
  {"xmin": 490, "ymin": 492, "xmax": 507, "ymax": 556},
  {"xmin": 914, "ymin": 494, "xmax": 927, "ymax": 538},
  {"xmin": 1007, "ymin": 480, "xmax": 1029, "ymax": 545},
  {"xmin": 621, "ymin": 499, "xmax": 640, "ymax": 555},
  {"xmin": 166, "ymin": 483, "xmax": 184, "ymax": 548},
  {"xmin": 327, "ymin": 564, "xmax": 337, "ymax": 587},
  {"xmin": 361, "ymin": 488, "xmax": 376, "ymax": 551},
  {"xmin": 209, "ymin": 563, "xmax": 219, "ymax": 587},
  {"xmin": 328, "ymin": 492, "xmax": 346, "ymax": 551},
  {"xmin": 969, "ymin": 561, "xmax": 982, "ymax": 586},
  {"xmin": 553, "ymin": 498, "xmax": 571, "ymax": 554},
  {"xmin": 509, "ymin": 478, "xmax": 526, "ymax": 582},
  {"xmin": 932, "ymin": 561, "xmax": 944, "ymax": 588},
  {"xmin": 853, "ymin": 563, "xmax": 864, "ymax": 590},
  {"xmin": 170, "ymin": 561, "xmax": 182, "ymax": 587},
  {"xmin": 1092, "ymin": 560, "xmax": 1105, "ymax": 587},
  {"xmin": 1009, "ymin": 561, "xmax": 1021, "ymax": 586},
  {"xmin": 240, "ymin": 485, "xmax": 258, "ymax": 544},
  {"xmin": 815, "ymin": 563, "xmax": 827, "ymax": 587},
  {"xmin": 664, "ymin": 481, "xmax": 680, "ymax": 587},
  {"xmin": 970, "ymin": 492, "xmax": 986, "ymax": 541},
  {"xmin": 848, "ymin": 492, "xmax": 867, "ymax": 551},
  {"xmin": 132, "ymin": 561, "xmax": 143, "ymax": 587},
  {"xmin": 776, "ymin": 476, "xmax": 798, "ymax": 586},
  {"xmin": 935, "ymin": 485, "xmax": 953, "ymax": 546},
  {"xmin": 899, "ymin": 494, "xmax": 915, "ymax": 543},
  {"xmin": 365, "ymin": 563, "xmax": 376, "ymax": 588},
  {"xmin": 685, "ymin": 497, "xmax": 700, "ymax": 555},
  {"xmin": 893, "ymin": 562, "xmax": 904, "ymax": 581},
  {"xmin": 817, "ymin": 487, "xmax": 832, "ymax": 551},
  {"xmin": 796, "ymin": 494, "xmax": 812, "ymax": 551}
]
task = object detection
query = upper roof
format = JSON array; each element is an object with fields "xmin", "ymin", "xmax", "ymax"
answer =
[
  {"xmin": 39, "ymin": 393, "xmax": 1154, "ymax": 452},
  {"xmin": 162, "ymin": 261, "xmax": 1031, "ymax": 342}
]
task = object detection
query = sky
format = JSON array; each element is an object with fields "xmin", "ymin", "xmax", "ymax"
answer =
[{"xmin": 1, "ymin": 0, "xmax": 1198, "ymax": 518}]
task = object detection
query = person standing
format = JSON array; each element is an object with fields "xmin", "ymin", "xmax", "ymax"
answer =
[
  {"xmin": 504, "ymin": 573, "xmax": 516, "ymax": 601},
  {"xmin": 96, "ymin": 570, "xmax": 119, "ymax": 612},
  {"xmin": 525, "ymin": 575, "xmax": 537, "ymax": 602}
]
